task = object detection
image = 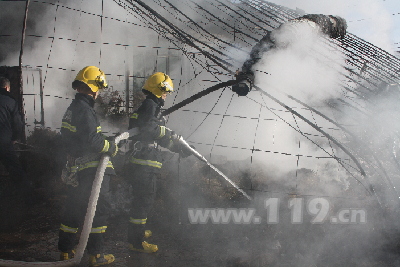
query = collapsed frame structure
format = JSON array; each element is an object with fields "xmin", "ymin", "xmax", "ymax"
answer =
[
  {"xmin": 1, "ymin": 0, "xmax": 399, "ymax": 206},
  {"xmin": 115, "ymin": 0, "xmax": 400, "ymax": 206}
]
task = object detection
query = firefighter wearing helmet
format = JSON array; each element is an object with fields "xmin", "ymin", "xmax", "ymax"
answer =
[
  {"xmin": 58, "ymin": 66, "xmax": 117, "ymax": 266},
  {"xmin": 124, "ymin": 72, "xmax": 192, "ymax": 253}
]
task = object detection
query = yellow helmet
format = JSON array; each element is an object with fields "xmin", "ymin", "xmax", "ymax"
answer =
[
  {"xmin": 74, "ymin": 66, "xmax": 108, "ymax": 92},
  {"xmin": 142, "ymin": 72, "xmax": 173, "ymax": 98}
]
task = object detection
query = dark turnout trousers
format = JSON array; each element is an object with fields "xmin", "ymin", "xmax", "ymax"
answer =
[
  {"xmin": 58, "ymin": 169, "xmax": 111, "ymax": 255},
  {"xmin": 125, "ymin": 147, "xmax": 161, "ymax": 247}
]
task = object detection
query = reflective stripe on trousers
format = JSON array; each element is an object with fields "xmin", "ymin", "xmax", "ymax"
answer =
[
  {"xmin": 69, "ymin": 160, "xmax": 114, "ymax": 174},
  {"xmin": 129, "ymin": 218, "xmax": 147, "ymax": 225},
  {"xmin": 60, "ymin": 224, "xmax": 78, "ymax": 234},
  {"xmin": 60, "ymin": 224, "xmax": 107, "ymax": 234},
  {"xmin": 129, "ymin": 157, "xmax": 162, "ymax": 168}
]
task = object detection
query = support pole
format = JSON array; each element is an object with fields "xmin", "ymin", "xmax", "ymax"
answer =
[{"xmin": 18, "ymin": 0, "xmax": 30, "ymax": 142}]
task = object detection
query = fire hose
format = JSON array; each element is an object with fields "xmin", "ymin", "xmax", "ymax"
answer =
[
  {"xmin": 161, "ymin": 80, "xmax": 253, "ymax": 199},
  {"xmin": 177, "ymin": 137, "xmax": 252, "ymax": 200},
  {"xmin": 161, "ymin": 80, "xmax": 239, "ymax": 117},
  {"xmin": 125, "ymin": 0, "xmax": 368, "ymax": 187},
  {"xmin": 161, "ymin": 76, "xmax": 368, "ymax": 195},
  {"xmin": 0, "ymin": 129, "xmax": 138, "ymax": 267},
  {"xmin": 162, "ymin": 77, "xmax": 368, "ymax": 193}
]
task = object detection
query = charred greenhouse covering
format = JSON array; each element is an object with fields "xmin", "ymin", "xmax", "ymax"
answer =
[{"xmin": 1, "ymin": 0, "xmax": 400, "ymax": 266}]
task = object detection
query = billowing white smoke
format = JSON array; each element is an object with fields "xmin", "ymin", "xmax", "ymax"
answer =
[
  {"xmin": 254, "ymin": 21, "xmax": 344, "ymax": 104},
  {"xmin": 0, "ymin": 0, "xmax": 161, "ymax": 133},
  {"xmin": 267, "ymin": 0, "xmax": 397, "ymax": 53},
  {"xmin": 249, "ymin": 21, "xmax": 350, "ymax": 193}
]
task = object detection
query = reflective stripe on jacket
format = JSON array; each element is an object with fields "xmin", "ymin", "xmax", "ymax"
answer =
[
  {"xmin": 61, "ymin": 93, "xmax": 115, "ymax": 174},
  {"xmin": 127, "ymin": 94, "xmax": 167, "ymax": 167}
]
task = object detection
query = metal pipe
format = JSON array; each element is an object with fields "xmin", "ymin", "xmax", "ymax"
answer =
[
  {"xmin": 18, "ymin": 0, "xmax": 30, "ymax": 69},
  {"xmin": 39, "ymin": 68, "xmax": 44, "ymax": 127},
  {"xmin": 18, "ymin": 0, "xmax": 30, "ymax": 143}
]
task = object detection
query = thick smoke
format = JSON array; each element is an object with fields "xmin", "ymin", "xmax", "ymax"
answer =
[
  {"xmin": 241, "ymin": 19, "xmax": 350, "ymax": 193},
  {"xmin": 255, "ymin": 23, "xmax": 344, "ymax": 104},
  {"xmin": 1, "ymin": 0, "xmax": 162, "ymax": 132},
  {"xmin": 0, "ymin": 2, "xmax": 54, "ymax": 65},
  {"xmin": 229, "ymin": 3, "xmax": 400, "ymax": 267},
  {"xmin": 267, "ymin": 0, "xmax": 397, "ymax": 53},
  {"xmin": 1, "ymin": 1, "xmax": 399, "ymax": 266}
]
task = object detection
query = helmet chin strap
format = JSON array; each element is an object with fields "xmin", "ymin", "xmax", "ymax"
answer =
[{"xmin": 92, "ymin": 90, "xmax": 99, "ymax": 99}]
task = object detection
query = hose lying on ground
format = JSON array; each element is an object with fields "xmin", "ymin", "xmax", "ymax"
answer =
[{"xmin": 0, "ymin": 130, "xmax": 136, "ymax": 267}]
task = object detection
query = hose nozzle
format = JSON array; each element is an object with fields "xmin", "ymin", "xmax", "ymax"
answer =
[{"xmin": 232, "ymin": 71, "xmax": 254, "ymax": 96}]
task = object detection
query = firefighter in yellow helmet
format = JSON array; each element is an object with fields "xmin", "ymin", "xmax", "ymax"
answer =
[
  {"xmin": 58, "ymin": 66, "xmax": 117, "ymax": 266},
  {"xmin": 124, "ymin": 72, "xmax": 192, "ymax": 253}
]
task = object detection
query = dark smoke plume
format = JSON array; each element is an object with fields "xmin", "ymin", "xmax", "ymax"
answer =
[{"xmin": 0, "ymin": 2, "xmax": 49, "ymax": 64}]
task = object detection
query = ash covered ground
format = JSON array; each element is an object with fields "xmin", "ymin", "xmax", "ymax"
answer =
[
  {"xmin": 1, "ymin": 134, "xmax": 400, "ymax": 267},
  {"xmin": 2, "ymin": 88, "xmax": 400, "ymax": 267}
]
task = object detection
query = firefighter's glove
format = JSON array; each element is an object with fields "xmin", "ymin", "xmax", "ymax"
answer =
[
  {"xmin": 179, "ymin": 143, "xmax": 194, "ymax": 158},
  {"xmin": 106, "ymin": 140, "xmax": 118, "ymax": 157},
  {"xmin": 158, "ymin": 127, "xmax": 175, "ymax": 150},
  {"xmin": 173, "ymin": 135, "xmax": 193, "ymax": 158}
]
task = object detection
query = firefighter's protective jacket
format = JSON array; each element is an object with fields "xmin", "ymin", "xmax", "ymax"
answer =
[
  {"xmin": 128, "ymin": 93, "xmax": 178, "ymax": 169},
  {"xmin": 129, "ymin": 94, "xmax": 165, "ymax": 140},
  {"xmin": 61, "ymin": 93, "xmax": 115, "ymax": 175},
  {"xmin": 0, "ymin": 88, "xmax": 24, "ymax": 145}
]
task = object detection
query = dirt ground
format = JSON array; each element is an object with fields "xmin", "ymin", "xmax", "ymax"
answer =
[{"xmin": 2, "ymin": 152, "xmax": 400, "ymax": 266}]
